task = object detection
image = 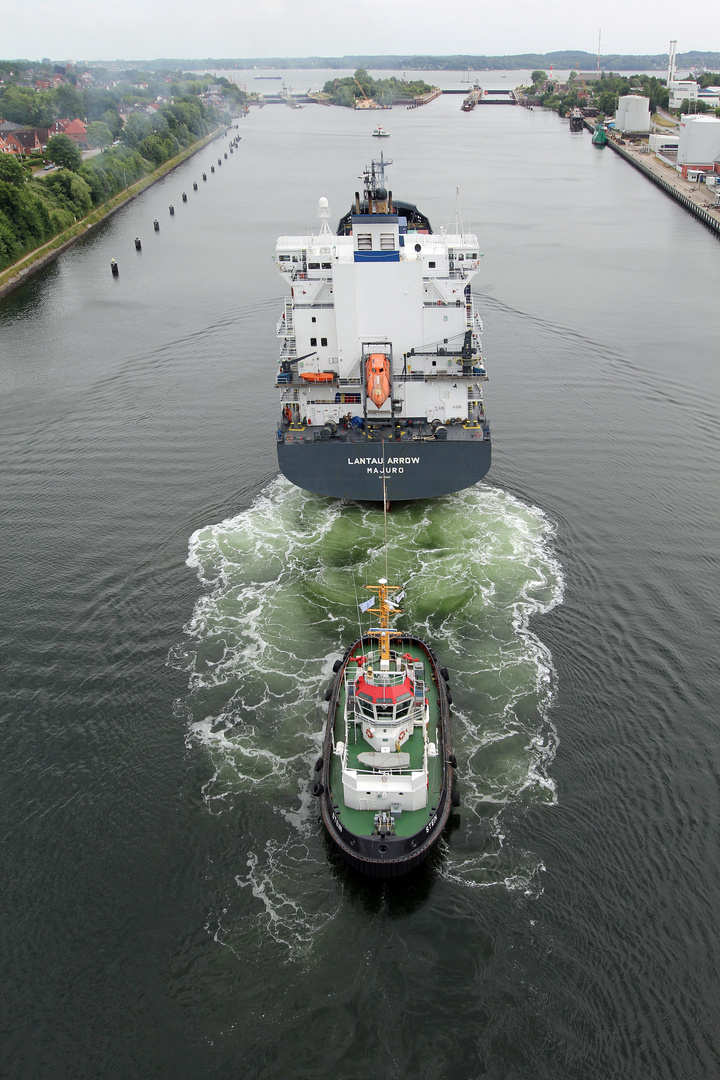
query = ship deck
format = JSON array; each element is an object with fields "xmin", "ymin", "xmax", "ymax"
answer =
[
  {"xmin": 327, "ymin": 643, "xmax": 444, "ymax": 838},
  {"xmin": 282, "ymin": 417, "xmax": 488, "ymax": 444}
]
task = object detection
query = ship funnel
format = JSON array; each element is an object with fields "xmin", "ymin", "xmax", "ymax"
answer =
[{"xmin": 355, "ymin": 190, "xmax": 361, "ymax": 213}]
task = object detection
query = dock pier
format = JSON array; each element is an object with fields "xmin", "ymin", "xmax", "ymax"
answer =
[{"xmin": 591, "ymin": 124, "xmax": 720, "ymax": 240}]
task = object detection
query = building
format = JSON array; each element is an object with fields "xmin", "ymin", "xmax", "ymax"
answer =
[
  {"xmin": 677, "ymin": 115, "xmax": 720, "ymax": 177},
  {"xmin": 668, "ymin": 80, "xmax": 698, "ymax": 109},
  {"xmin": 3, "ymin": 130, "xmax": 43, "ymax": 155},
  {"xmin": 51, "ymin": 118, "xmax": 88, "ymax": 147},
  {"xmin": 649, "ymin": 133, "xmax": 679, "ymax": 156},
  {"xmin": 614, "ymin": 95, "xmax": 651, "ymax": 134}
]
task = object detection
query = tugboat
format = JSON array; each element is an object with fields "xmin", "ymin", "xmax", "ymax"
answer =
[
  {"xmin": 315, "ymin": 578, "xmax": 457, "ymax": 877},
  {"xmin": 592, "ymin": 121, "xmax": 607, "ymax": 147},
  {"xmin": 372, "ymin": 125, "xmax": 390, "ymax": 137},
  {"xmin": 274, "ymin": 154, "xmax": 491, "ymax": 502}
]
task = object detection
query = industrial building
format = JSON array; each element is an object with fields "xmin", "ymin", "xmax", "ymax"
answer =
[
  {"xmin": 614, "ymin": 95, "xmax": 651, "ymax": 134},
  {"xmin": 677, "ymin": 115, "xmax": 720, "ymax": 178}
]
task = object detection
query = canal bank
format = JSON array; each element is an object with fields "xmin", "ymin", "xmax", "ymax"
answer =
[
  {"xmin": 584, "ymin": 121, "xmax": 720, "ymax": 239},
  {"xmin": 0, "ymin": 125, "xmax": 229, "ymax": 299}
]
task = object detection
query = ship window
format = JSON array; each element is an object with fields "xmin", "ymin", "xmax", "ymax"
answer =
[
  {"xmin": 457, "ymin": 254, "xmax": 464, "ymax": 261},
  {"xmin": 357, "ymin": 233, "xmax": 372, "ymax": 250},
  {"xmin": 380, "ymin": 233, "xmax": 395, "ymax": 251},
  {"xmin": 322, "ymin": 262, "xmax": 332, "ymax": 269},
  {"xmin": 309, "ymin": 262, "xmax": 320, "ymax": 269},
  {"xmin": 311, "ymin": 317, "xmax": 316, "ymax": 323},
  {"xmin": 468, "ymin": 253, "xmax": 476, "ymax": 259},
  {"xmin": 279, "ymin": 255, "xmax": 290, "ymax": 262},
  {"xmin": 396, "ymin": 700, "xmax": 412, "ymax": 718},
  {"xmin": 310, "ymin": 337, "xmax": 317, "ymax": 346},
  {"xmin": 375, "ymin": 705, "xmax": 394, "ymax": 720},
  {"xmin": 321, "ymin": 337, "xmax": 328, "ymax": 347},
  {"xmin": 292, "ymin": 256, "xmax": 299, "ymax": 263},
  {"xmin": 429, "ymin": 261, "xmax": 436, "ymax": 268}
]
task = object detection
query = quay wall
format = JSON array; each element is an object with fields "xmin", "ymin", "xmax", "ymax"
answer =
[{"xmin": 602, "ymin": 131, "xmax": 720, "ymax": 240}]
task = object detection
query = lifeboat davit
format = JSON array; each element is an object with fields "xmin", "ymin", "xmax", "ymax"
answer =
[{"xmin": 365, "ymin": 353, "xmax": 391, "ymax": 408}]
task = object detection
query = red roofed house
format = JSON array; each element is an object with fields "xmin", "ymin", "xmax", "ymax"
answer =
[
  {"xmin": 5, "ymin": 130, "xmax": 43, "ymax": 155},
  {"xmin": 51, "ymin": 118, "xmax": 88, "ymax": 147}
]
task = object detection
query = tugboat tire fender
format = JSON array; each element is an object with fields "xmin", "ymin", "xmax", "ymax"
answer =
[
  {"xmin": 332, "ymin": 659, "xmax": 342, "ymax": 673},
  {"xmin": 448, "ymin": 753, "xmax": 458, "ymax": 769},
  {"xmin": 451, "ymin": 786, "xmax": 461, "ymax": 808},
  {"xmin": 314, "ymin": 756, "xmax": 324, "ymax": 772},
  {"xmin": 312, "ymin": 782, "xmax": 324, "ymax": 797},
  {"xmin": 440, "ymin": 666, "xmax": 450, "ymax": 682},
  {"xmin": 324, "ymin": 687, "xmax": 333, "ymax": 701},
  {"xmin": 445, "ymin": 688, "xmax": 453, "ymax": 705}
]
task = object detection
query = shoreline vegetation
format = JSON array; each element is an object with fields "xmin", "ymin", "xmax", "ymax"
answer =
[
  {"xmin": 0, "ymin": 63, "xmax": 249, "ymax": 283},
  {"xmin": 321, "ymin": 69, "xmax": 436, "ymax": 107},
  {"xmin": 0, "ymin": 127, "xmax": 224, "ymax": 297}
]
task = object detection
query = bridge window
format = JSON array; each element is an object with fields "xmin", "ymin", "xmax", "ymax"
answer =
[
  {"xmin": 321, "ymin": 337, "xmax": 328, "ymax": 347},
  {"xmin": 308, "ymin": 262, "xmax": 320, "ymax": 269},
  {"xmin": 310, "ymin": 337, "xmax": 317, "ymax": 346}
]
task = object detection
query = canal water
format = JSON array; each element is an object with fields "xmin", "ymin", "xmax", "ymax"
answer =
[{"xmin": 1, "ymin": 91, "xmax": 719, "ymax": 1079}]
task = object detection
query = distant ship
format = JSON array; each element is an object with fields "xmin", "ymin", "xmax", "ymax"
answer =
[
  {"xmin": 274, "ymin": 154, "xmax": 491, "ymax": 502},
  {"xmin": 254, "ymin": 75, "xmax": 283, "ymax": 80}
]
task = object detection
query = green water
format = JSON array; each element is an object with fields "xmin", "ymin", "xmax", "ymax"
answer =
[{"xmin": 172, "ymin": 478, "xmax": 562, "ymax": 910}]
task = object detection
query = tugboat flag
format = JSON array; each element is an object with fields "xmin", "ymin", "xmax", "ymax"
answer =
[{"xmin": 360, "ymin": 589, "xmax": 404, "ymax": 612}]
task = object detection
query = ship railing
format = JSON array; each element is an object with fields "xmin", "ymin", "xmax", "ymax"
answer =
[
  {"xmin": 422, "ymin": 299, "xmax": 465, "ymax": 308},
  {"xmin": 277, "ymin": 298, "xmax": 295, "ymax": 337}
]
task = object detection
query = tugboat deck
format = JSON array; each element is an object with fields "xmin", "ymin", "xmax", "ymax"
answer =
[{"xmin": 327, "ymin": 640, "xmax": 443, "ymax": 839}]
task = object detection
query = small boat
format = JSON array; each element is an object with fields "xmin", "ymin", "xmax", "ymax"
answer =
[
  {"xmin": 365, "ymin": 352, "xmax": 391, "ymax": 408},
  {"xmin": 372, "ymin": 126, "xmax": 390, "ymax": 137},
  {"xmin": 592, "ymin": 122, "xmax": 607, "ymax": 147},
  {"xmin": 316, "ymin": 579, "xmax": 457, "ymax": 877}
]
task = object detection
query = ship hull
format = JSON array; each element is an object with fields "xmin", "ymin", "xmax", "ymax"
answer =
[{"xmin": 277, "ymin": 437, "xmax": 491, "ymax": 502}]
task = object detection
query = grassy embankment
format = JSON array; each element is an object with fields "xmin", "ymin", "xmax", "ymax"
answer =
[{"xmin": 0, "ymin": 127, "xmax": 223, "ymax": 296}]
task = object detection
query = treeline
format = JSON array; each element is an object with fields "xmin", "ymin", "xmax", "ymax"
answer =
[
  {"xmin": 93, "ymin": 51, "xmax": 720, "ymax": 72},
  {"xmin": 525, "ymin": 70, "xmax": 673, "ymax": 118},
  {"xmin": 322, "ymin": 69, "xmax": 435, "ymax": 107},
  {"xmin": 0, "ymin": 95, "xmax": 221, "ymax": 272},
  {"xmin": 0, "ymin": 64, "xmax": 246, "ymax": 132}
]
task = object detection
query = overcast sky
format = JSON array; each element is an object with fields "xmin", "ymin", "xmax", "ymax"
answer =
[{"xmin": 2, "ymin": 0, "xmax": 717, "ymax": 64}]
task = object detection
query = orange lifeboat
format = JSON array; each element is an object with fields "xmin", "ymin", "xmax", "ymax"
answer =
[
  {"xmin": 300, "ymin": 372, "xmax": 335, "ymax": 383},
  {"xmin": 365, "ymin": 353, "xmax": 391, "ymax": 409}
]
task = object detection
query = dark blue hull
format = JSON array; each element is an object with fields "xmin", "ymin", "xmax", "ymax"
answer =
[{"xmin": 277, "ymin": 436, "xmax": 491, "ymax": 501}]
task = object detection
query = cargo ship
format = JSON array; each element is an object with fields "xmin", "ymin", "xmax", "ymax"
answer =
[
  {"xmin": 314, "ymin": 579, "xmax": 457, "ymax": 877},
  {"xmin": 274, "ymin": 154, "xmax": 491, "ymax": 502}
]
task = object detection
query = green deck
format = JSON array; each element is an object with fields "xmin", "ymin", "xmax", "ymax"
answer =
[{"xmin": 327, "ymin": 641, "xmax": 444, "ymax": 838}]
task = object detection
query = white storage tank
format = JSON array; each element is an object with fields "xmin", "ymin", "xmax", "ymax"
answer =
[
  {"xmin": 677, "ymin": 115, "xmax": 720, "ymax": 165},
  {"xmin": 614, "ymin": 95, "xmax": 651, "ymax": 133}
]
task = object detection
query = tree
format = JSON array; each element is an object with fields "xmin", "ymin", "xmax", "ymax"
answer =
[
  {"xmin": 121, "ymin": 112, "xmax": 152, "ymax": 148},
  {"xmin": 86, "ymin": 121, "xmax": 112, "ymax": 150},
  {"xmin": 0, "ymin": 155, "xmax": 27, "ymax": 186},
  {"xmin": 46, "ymin": 133, "xmax": 82, "ymax": 171},
  {"xmin": 531, "ymin": 70, "xmax": 548, "ymax": 85},
  {"xmin": 55, "ymin": 83, "xmax": 84, "ymax": 119},
  {"xmin": 44, "ymin": 169, "xmax": 93, "ymax": 216}
]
